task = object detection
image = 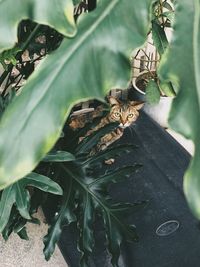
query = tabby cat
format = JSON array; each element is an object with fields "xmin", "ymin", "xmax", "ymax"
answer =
[{"xmin": 69, "ymin": 97, "xmax": 144, "ymax": 159}]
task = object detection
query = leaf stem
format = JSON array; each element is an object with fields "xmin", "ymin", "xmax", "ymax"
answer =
[{"xmin": 0, "ymin": 24, "xmax": 41, "ymax": 92}]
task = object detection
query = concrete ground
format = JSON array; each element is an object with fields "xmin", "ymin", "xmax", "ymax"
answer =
[{"xmin": 0, "ymin": 209, "xmax": 67, "ymax": 267}]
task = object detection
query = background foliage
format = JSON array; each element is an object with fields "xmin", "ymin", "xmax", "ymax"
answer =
[{"xmin": 159, "ymin": 0, "xmax": 200, "ymax": 218}]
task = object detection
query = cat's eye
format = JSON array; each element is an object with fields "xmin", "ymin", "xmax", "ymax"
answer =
[
  {"xmin": 115, "ymin": 112, "xmax": 120, "ymax": 117},
  {"xmin": 128, "ymin": 114, "xmax": 134, "ymax": 118}
]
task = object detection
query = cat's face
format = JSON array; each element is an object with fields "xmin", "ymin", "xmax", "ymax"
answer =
[{"xmin": 108, "ymin": 97, "xmax": 144, "ymax": 129}]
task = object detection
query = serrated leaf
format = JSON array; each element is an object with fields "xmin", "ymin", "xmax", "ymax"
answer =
[
  {"xmin": 83, "ymin": 143, "xmax": 137, "ymax": 167},
  {"xmin": 89, "ymin": 165, "xmax": 142, "ymax": 191},
  {"xmin": 43, "ymin": 120, "xmax": 145, "ymax": 265},
  {"xmin": 57, "ymin": 159, "xmax": 142, "ymax": 266},
  {"xmin": 0, "ymin": 0, "xmax": 152, "ymax": 189},
  {"xmin": 102, "ymin": 208, "xmax": 138, "ymax": 267},
  {"xmin": 42, "ymin": 151, "xmax": 75, "ymax": 162},
  {"xmin": 0, "ymin": 0, "xmax": 76, "ymax": 51},
  {"xmin": 146, "ymin": 79, "xmax": 161, "ymax": 105},
  {"xmin": 159, "ymin": 0, "xmax": 200, "ymax": 218}
]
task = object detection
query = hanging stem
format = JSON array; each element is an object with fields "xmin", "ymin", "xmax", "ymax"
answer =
[
  {"xmin": 0, "ymin": 24, "xmax": 41, "ymax": 91},
  {"xmin": 159, "ymin": 0, "xmax": 165, "ymax": 28}
]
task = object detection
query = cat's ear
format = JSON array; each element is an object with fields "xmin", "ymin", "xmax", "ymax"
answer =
[
  {"xmin": 130, "ymin": 101, "xmax": 145, "ymax": 110},
  {"xmin": 108, "ymin": 96, "xmax": 120, "ymax": 106}
]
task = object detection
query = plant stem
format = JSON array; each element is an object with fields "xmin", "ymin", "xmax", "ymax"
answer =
[
  {"xmin": 1, "ymin": 67, "xmax": 13, "ymax": 97},
  {"xmin": 159, "ymin": 0, "xmax": 165, "ymax": 28},
  {"xmin": 20, "ymin": 24, "xmax": 41, "ymax": 51},
  {"xmin": 0, "ymin": 24, "xmax": 41, "ymax": 92}
]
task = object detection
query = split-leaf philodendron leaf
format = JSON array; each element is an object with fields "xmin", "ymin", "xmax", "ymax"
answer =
[
  {"xmin": 159, "ymin": 0, "xmax": 200, "ymax": 218},
  {"xmin": 0, "ymin": 0, "xmax": 76, "ymax": 52},
  {"xmin": 42, "ymin": 123, "xmax": 144, "ymax": 265},
  {"xmin": 0, "ymin": 0, "xmax": 153, "ymax": 189}
]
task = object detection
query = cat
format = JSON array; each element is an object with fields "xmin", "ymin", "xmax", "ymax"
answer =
[
  {"xmin": 69, "ymin": 97, "xmax": 144, "ymax": 161},
  {"xmin": 69, "ymin": 105, "xmax": 105, "ymax": 130}
]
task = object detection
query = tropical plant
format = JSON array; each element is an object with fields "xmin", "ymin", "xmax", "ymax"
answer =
[
  {"xmin": 132, "ymin": 0, "xmax": 176, "ymax": 105},
  {"xmin": 0, "ymin": 0, "xmax": 199, "ymax": 263},
  {"xmin": 41, "ymin": 121, "xmax": 145, "ymax": 266},
  {"xmin": 0, "ymin": 94, "xmax": 145, "ymax": 265}
]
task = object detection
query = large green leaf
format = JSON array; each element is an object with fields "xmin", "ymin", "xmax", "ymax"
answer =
[
  {"xmin": 43, "ymin": 124, "xmax": 145, "ymax": 266},
  {"xmin": 47, "ymin": 163, "xmax": 141, "ymax": 266},
  {"xmin": 0, "ymin": 0, "xmax": 152, "ymax": 189},
  {"xmin": 0, "ymin": 0, "xmax": 76, "ymax": 51},
  {"xmin": 159, "ymin": 0, "xmax": 200, "ymax": 218},
  {"xmin": 0, "ymin": 172, "xmax": 63, "ymax": 232}
]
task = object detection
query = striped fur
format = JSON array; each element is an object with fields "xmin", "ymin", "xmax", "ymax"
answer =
[{"xmin": 69, "ymin": 97, "xmax": 144, "ymax": 153}]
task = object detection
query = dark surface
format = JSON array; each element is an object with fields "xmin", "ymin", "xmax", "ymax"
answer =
[
  {"xmin": 87, "ymin": 0, "xmax": 97, "ymax": 11},
  {"xmin": 44, "ymin": 112, "xmax": 200, "ymax": 267}
]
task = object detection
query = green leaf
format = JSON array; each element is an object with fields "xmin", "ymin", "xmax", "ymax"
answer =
[
  {"xmin": 43, "ymin": 177, "xmax": 76, "ymax": 260},
  {"xmin": 43, "ymin": 122, "xmax": 145, "ymax": 265},
  {"xmin": 0, "ymin": 0, "xmax": 152, "ymax": 189},
  {"xmin": 152, "ymin": 21, "xmax": 168, "ymax": 56},
  {"xmin": 102, "ymin": 208, "xmax": 138, "ymax": 267},
  {"xmin": 83, "ymin": 143, "xmax": 137, "ymax": 167},
  {"xmin": 89, "ymin": 165, "xmax": 142, "ymax": 191},
  {"xmin": 17, "ymin": 227, "xmax": 29, "ymax": 240},
  {"xmin": 42, "ymin": 151, "xmax": 75, "ymax": 162},
  {"xmin": 60, "ymin": 162, "xmax": 141, "ymax": 265},
  {"xmin": 159, "ymin": 0, "xmax": 200, "ymax": 218},
  {"xmin": 0, "ymin": 172, "xmax": 62, "ymax": 233},
  {"xmin": 78, "ymin": 193, "xmax": 94, "ymax": 266},
  {"xmin": 145, "ymin": 79, "xmax": 161, "ymax": 105},
  {"xmin": 33, "ymin": 0, "xmax": 76, "ymax": 37},
  {"xmin": 1, "ymin": 207, "xmax": 27, "ymax": 240},
  {"xmin": 23, "ymin": 172, "xmax": 63, "ymax": 195},
  {"xmin": 0, "ymin": 46, "xmax": 21, "ymax": 69},
  {"xmin": 159, "ymin": 81, "xmax": 176, "ymax": 97},
  {"xmin": 0, "ymin": 0, "xmax": 76, "ymax": 51}
]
